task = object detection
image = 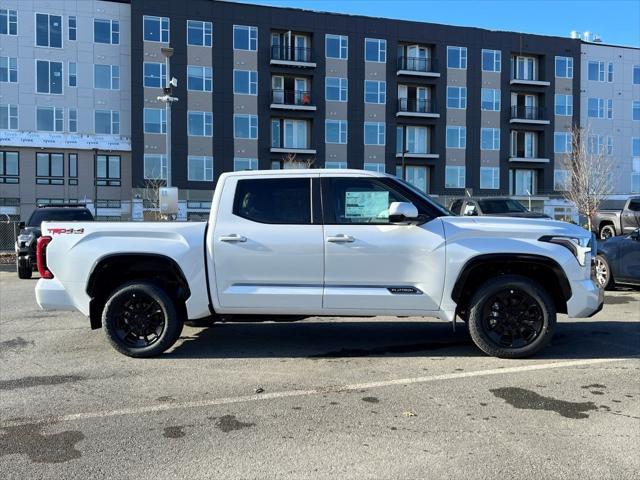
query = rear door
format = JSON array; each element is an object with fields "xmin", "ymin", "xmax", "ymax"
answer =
[
  {"xmin": 321, "ymin": 176, "xmax": 446, "ymax": 313},
  {"xmin": 212, "ymin": 175, "xmax": 324, "ymax": 312}
]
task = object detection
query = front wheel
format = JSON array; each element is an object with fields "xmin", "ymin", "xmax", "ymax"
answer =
[
  {"xmin": 17, "ymin": 259, "xmax": 32, "ymax": 279},
  {"xmin": 467, "ymin": 275, "xmax": 556, "ymax": 359},
  {"xmin": 102, "ymin": 282, "xmax": 183, "ymax": 357},
  {"xmin": 594, "ymin": 255, "xmax": 614, "ymax": 290}
]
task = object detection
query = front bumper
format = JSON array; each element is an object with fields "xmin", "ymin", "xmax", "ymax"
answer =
[{"xmin": 566, "ymin": 278, "xmax": 604, "ymax": 318}]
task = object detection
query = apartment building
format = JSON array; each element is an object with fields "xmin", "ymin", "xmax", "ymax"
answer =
[{"xmin": 0, "ymin": 0, "xmax": 131, "ymax": 220}]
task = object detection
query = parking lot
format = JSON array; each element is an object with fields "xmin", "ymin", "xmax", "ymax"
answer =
[{"xmin": 0, "ymin": 267, "xmax": 638, "ymax": 480}]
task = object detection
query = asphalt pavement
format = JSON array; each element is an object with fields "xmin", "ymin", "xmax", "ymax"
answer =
[{"xmin": 0, "ymin": 266, "xmax": 639, "ymax": 479}]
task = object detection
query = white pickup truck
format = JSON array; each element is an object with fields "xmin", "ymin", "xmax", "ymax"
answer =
[{"xmin": 35, "ymin": 169, "xmax": 603, "ymax": 358}]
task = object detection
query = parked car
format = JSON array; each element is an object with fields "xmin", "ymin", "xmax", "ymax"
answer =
[
  {"xmin": 594, "ymin": 228, "xmax": 640, "ymax": 289},
  {"xmin": 449, "ymin": 197, "xmax": 549, "ymax": 218},
  {"xmin": 592, "ymin": 196, "xmax": 640, "ymax": 240},
  {"xmin": 35, "ymin": 169, "xmax": 602, "ymax": 359},
  {"xmin": 15, "ymin": 205, "xmax": 94, "ymax": 279}
]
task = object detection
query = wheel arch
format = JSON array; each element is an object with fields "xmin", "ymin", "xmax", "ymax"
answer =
[
  {"xmin": 451, "ymin": 253, "xmax": 572, "ymax": 317},
  {"xmin": 86, "ymin": 253, "xmax": 191, "ymax": 330}
]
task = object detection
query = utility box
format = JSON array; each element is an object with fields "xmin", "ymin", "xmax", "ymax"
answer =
[{"xmin": 159, "ymin": 187, "xmax": 179, "ymax": 215}]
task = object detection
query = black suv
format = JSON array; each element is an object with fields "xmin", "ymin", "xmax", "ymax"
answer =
[
  {"xmin": 449, "ymin": 197, "xmax": 549, "ymax": 219},
  {"xmin": 15, "ymin": 205, "xmax": 94, "ymax": 279}
]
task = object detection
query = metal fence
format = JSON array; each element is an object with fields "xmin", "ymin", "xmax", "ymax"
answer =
[{"xmin": 0, "ymin": 218, "xmax": 19, "ymax": 253}]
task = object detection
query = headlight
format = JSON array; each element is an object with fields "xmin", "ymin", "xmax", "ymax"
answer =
[
  {"xmin": 18, "ymin": 234, "xmax": 34, "ymax": 246},
  {"xmin": 539, "ymin": 234, "xmax": 594, "ymax": 266}
]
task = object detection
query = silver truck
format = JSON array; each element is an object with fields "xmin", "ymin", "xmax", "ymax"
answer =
[{"xmin": 592, "ymin": 196, "xmax": 640, "ymax": 239}]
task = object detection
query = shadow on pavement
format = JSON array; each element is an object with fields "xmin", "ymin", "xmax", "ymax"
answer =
[{"xmin": 168, "ymin": 319, "xmax": 640, "ymax": 360}]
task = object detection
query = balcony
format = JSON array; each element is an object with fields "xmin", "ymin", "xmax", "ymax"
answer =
[
  {"xmin": 397, "ymin": 98, "xmax": 439, "ymax": 118},
  {"xmin": 510, "ymin": 74, "xmax": 550, "ymax": 87},
  {"xmin": 270, "ymin": 46, "xmax": 316, "ymax": 68},
  {"xmin": 270, "ymin": 90, "xmax": 316, "ymax": 111},
  {"xmin": 510, "ymin": 106, "xmax": 550, "ymax": 125},
  {"xmin": 397, "ymin": 56, "xmax": 440, "ymax": 77}
]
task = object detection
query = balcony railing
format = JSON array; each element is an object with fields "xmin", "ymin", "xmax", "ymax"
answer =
[
  {"xmin": 398, "ymin": 98, "xmax": 437, "ymax": 114},
  {"xmin": 510, "ymin": 106, "xmax": 547, "ymax": 121},
  {"xmin": 397, "ymin": 56, "xmax": 436, "ymax": 73},
  {"xmin": 271, "ymin": 45, "xmax": 313, "ymax": 63},
  {"xmin": 271, "ymin": 89, "xmax": 313, "ymax": 106}
]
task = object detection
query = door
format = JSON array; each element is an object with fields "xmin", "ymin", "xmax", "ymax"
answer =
[
  {"xmin": 416, "ymin": 87, "xmax": 428, "ymax": 112},
  {"xmin": 407, "ymin": 45, "xmax": 428, "ymax": 71},
  {"xmin": 284, "ymin": 119, "xmax": 307, "ymax": 148},
  {"xmin": 294, "ymin": 35, "xmax": 308, "ymax": 62},
  {"xmin": 322, "ymin": 176, "xmax": 446, "ymax": 312},
  {"xmin": 294, "ymin": 77, "xmax": 308, "ymax": 105},
  {"xmin": 622, "ymin": 199, "xmax": 640, "ymax": 233},
  {"xmin": 272, "ymin": 76, "xmax": 284, "ymax": 104},
  {"xmin": 616, "ymin": 233, "xmax": 640, "ymax": 283},
  {"xmin": 212, "ymin": 175, "xmax": 324, "ymax": 311},
  {"xmin": 524, "ymin": 95, "xmax": 536, "ymax": 119},
  {"xmin": 405, "ymin": 165, "xmax": 428, "ymax": 193},
  {"xmin": 524, "ymin": 132, "xmax": 536, "ymax": 158},
  {"xmin": 398, "ymin": 85, "xmax": 408, "ymax": 111}
]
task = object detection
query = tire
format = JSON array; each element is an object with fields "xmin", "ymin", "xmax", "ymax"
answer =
[
  {"xmin": 599, "ymin": 224, "xmax": 616, "ymax": 240},
  {"xmin": 594, "ymin": 255, "xmax": 615, "ymax": 290},
  {"xmin": 102, "ymin": 282, "xmax": 184, "ymax": 358},
  {"xmin": 17, "ymin": 261, "xmax": 32, "ymax": 279},
  {"xmin": 467, "ymin": 275, "xmax": 556, "ymax": 359}
]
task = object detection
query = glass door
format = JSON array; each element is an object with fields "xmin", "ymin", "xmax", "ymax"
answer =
[
  {"xmin": 405, "ymin": 165, "xmax": 428, "ymax": 192},
  {"xmin": 284, "ymin": 120, "xmax": 308, "ymax": 149},
  {"xmin": 416, "ymin": 87, "xmax": 428, "ymax": 113},
  {"xmin": 524, "ymin": 132, "xmax": 536, "ymax": 158},
  {"xmin": 295, "ymin": 77, "xmax": 308, "ymax": 105},
  {"xmin": 294, "ymin": 35, "xmax": 308, "ymax": 62},
  {"xmin": 407, "ymin": 45, "xmax": 428, "ymax": 71},
  {"xmin": 524, "ymin": 95, "xmax": 536, "ymax": 119},
  {"xmin": 272, "ymin": 76, "xmax": 284, "ymax": 104},
  {"xmin": 398, "ymin": 85, "xmax": 408, "ymax": 111}
]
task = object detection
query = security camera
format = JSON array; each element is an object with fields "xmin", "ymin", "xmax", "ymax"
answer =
[{"xmin": 169, "ymin": 77, "xmax": 178, "ymax": 88}]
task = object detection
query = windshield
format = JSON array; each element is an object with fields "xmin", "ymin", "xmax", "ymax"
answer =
[
  {"xmin": 478, "ymin": 199, "xmax": 527, "ymax": 214},
  {"xmin": 27, "ymin": 209, "xmax": 94, "ymax": 227}
]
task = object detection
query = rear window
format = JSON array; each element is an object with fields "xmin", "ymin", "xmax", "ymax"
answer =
[
  {"xmin": 478, "ymin": 199, "xmax": 527, "ymax": 214},
  {"xmin": 233, "ymin": 178, "xmax": 311, "ymax": 224},
  {"xmin": 628, "ymin": 199, "xmax": 640, "ymax": 212},
  {"xmin": 27, "ymin": 209, "xmax": 94, "ymax": 227}
]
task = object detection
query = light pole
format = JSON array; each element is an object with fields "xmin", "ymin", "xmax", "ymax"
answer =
[
  {"xmin": 157, "ymin": 46, "xmax": 178, "ymax": 187},
  {"xmin": 401, "ymin": 148, "xmax": 409, "ymax": 180},
  {"xmin": 93, "ymin": 148, "xmax": 98, "ymax": 215}
]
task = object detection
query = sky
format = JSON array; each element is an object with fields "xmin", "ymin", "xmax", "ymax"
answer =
[{"xmin": 226, "ymin": 0, "xmax": 640, "ymax": 47}]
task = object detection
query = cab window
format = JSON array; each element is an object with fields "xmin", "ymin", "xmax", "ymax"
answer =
[{"xmin": 233, "ymin": 178, "xmax": 311, "ymax": 224}]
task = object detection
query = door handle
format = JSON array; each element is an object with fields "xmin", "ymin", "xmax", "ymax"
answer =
[
  {"xmin": 327, "ymin": 234, "xmax": 355, "ymax": 243},
  {"xmin": 219, "ymin": 234, "xmax": 247, "ymax": 243}
]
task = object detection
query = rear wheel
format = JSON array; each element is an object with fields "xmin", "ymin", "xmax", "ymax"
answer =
[
  {"xmin": 17, "ymin": 259, "xmax": 32, "ymax": 279},
  {"xmin": 102, "ymin": 282, "xmax": 183, "ymax": 357},
  {"xmin": 599, "ymin": 224, "xmax": 615, "ymax": 240},
  {"xmin": 467, "ymin": 275, "xmax": 556, "ymax": 359},
  {"xmin": 594, "ymin": 255, "xmax": 614, "ymax": 290}
]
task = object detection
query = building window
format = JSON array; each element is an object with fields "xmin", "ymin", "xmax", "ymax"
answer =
[
  {"xmin": 233, "ymin": 25, "xmax": 257, "ymax": 51},
  {"xmin": 94, "ymin": 19, "xmax": 119, "ymax": 44},
  {"xmin": 633, "ymin": 101, "xmax": 640, "ymax": 121},
  {"xmin": 480, "ymin": 167, "xmax": 500, "ymax": 190},
  {"xmin": 95, "ymin": 110, "xmax": 119, "ymax": 134},
  {"xmin": 634, "ymin": 65, "xmax": 640, "ymax": 85},
  {"xmin": 94, "ymin": 64, "xmax": 120, "ymax": 90},
  {"xmin": 143, "ymin": 16, "xmax": 169, "ymax": 43},
  {"xmin": 68, "ymin": 62, "xmax": 77, "ymax": 87},
  {"xmin": 482, "ymin": 49, "xmax": 501, "ymax": 72},
  {"xmin": 68, "ymin": 16, "xmax": 76, "ymax": 41},
  {"xmin": 144, "ymin": 108, "xmax": 167, "ymax": 134},
  {"xmin": 364, "ymin": 163, "xmax": 385, "ymax": 173},
  {"xmin": 0, "ymin": 9, "xmax": 17, "ymax": 36},
  {"xmin": 233, "ymin": 70, "xmax": 257, "ymax": 95},
  {"xmin": 447, "ymin": 46, "xmax": 467, "ymax": 69},
  {"xmin": 326, "ymin": 34, "xmax": 348, "ymax": 59},
  {"xmin": 187, "ymin": 65, "xmax": 212, "ymax": 92},
  {"xmin": 326, "ymin": 161, "xmax": 347, "ymax": 169},
  {"xmin": 587, "ymin": 98, "xmax": 612, "ymax": 119},
  {"xmin": 553, "ymin": 169, "xmax": 570, "ymax": 191},
  {"xmin": 143, "ymin": 62, "xmax": 166, "ymax": 88},
  {"xmin": 0, "ymin": 56, "xmax": 17, "ymax": 83},
  {"xmin": 272, "ymin": 119, "xmax": 309, "ymax": 149},
  {"xmin": 509, "ymin": 169, "xmax": 537, "ymax": 195},
  {"xmin": 365, "ymin": 38, "xmax": 386, "ymax": 63},
  {"xmin": 633, "ymin": 138, "xmax": 640, "ymax": 156},
  {"xmin": 234, "ymin": 114, "xmax": 257, "ymax": 139},
  {"xmin": 68, "ymin": 154, "xmax": 78, "ymax": 179},
  {"xmin": 0, "ymin": 151, "xmax": 19, "ymax": 178},
  {"xmin": 445, "ymin": 166, "xmax": 465, "ymax": 188},
  {"xmin": 364, "ymin": 80, "xmax": 386, "ymax": 104},
  {"xmin": 481, "ymin": 88, "xmax": 500, "ymax": 111},
  {"xmin": 36, "ymin": 107, "xmax": 63, "ymax": 132},
  {"xmin": 36, "ymin": 60, "xmax": 63, "ymax": 94},
  {"xmin": 188, "ymin": 111, "xmax": 213, "ymax": 137},
  {"xmin": 36, "ymin": 152, "xmax": 63, "ymax": 177},
  {"xmin": 325, "ymin": 120, "xmax": 347, "ymax": 144},
  {"xmin": 447, "ymin": 86, "xmax": 467, "ymax": 109},
  {"xmin": 188, "ymin": 156, "xmax": 213, "ymax": 181},
  {"xmin": 554, "ymin": 132, "xmax": 572, "ymax": 153},
  {"xmin": 187, "ymin": 20, "xmax": 212, "ymax": 47},
  {"xmin": 68, "ymin": 108, "xmax": 77, "ymax": 133},
  {"xmin": 446, "ymin": 126, "xmax": 466, "ymax": 149},
  {"xmin": 633, "ymin": 158, "xmax": 640, "ymax": 193},
  {"xmin": 364, "ymin": 122, "xmax": 385, "ymax": 145},
  {"xmin": 481, "ymin": 128, "xmax": 500, "ymax": 150},
  {"xmin": 587, "ymin": 134, "xmax": 605, "ymax": 155},
  {"xmin": 36, "ymin": 13, "xmax": 62, "ymax": 48},
  {"xmin": 326, "ymin": 77, "xmax": 348, "ymax": 102},
  {"xmin": 144, "ymin": 154, "xmax": 167, "ymax": 180},
  {"xmin": 234, "ymin": 158, "xmax": 258, "ymax": 171},
  {"xmin": 607, "ymin": 136, "xmax": 613, "ymax": 155},
  {"xmin": 588, "ymin": 60, "xmax": 613, "ymax": 82},
  {"xmin": 96, "ymin": 155, "xmax": 121, "ymax": 184},
  {"xmin": 403, "ymin": 126, "xmax": 429, "ymax": 154},
  {"xmin": 0, "ymin": 104, "xmax": 18, "ymax": 130},
  {"xmin": 554, "ymin": 94, "xmax": 573, "ymax": 116},
  {"xmin": 555, "ymin": 56, "xmax": 573, "ymax": 78}
]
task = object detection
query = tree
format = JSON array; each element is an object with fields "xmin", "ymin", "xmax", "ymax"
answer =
[
  {"xmin": 561, "ymin": 125, "xmax": 614, "ymax": 232},
  {"xmin": 281, "ymin": 152, "xmax": 315, "ymax": 169},
  {"xmin": 141, "ymin": 179, "xmax": 165, "ymax": 221}
]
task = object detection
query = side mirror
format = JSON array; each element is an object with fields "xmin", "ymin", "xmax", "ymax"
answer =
[
  {"xmin": 18, "ymin": 221, "xmax": 25, "ymax": 230},
  {"xmin": 389, "ymin": 202, "xmax": 419, "ymax": 223}
]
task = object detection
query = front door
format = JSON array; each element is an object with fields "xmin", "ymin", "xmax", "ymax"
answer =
[
  {"xmin": 622, "ymin": 199, "xmax": 640, "ymax": 233},
  {"xmin": 212, "ymin": 175, "xmax": 323, "ymax": 311},
  {"xmin": 321, "ymin": 176, "xmax": 445, "ymax": 313}
]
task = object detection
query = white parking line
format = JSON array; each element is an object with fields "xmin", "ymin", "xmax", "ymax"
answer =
[{"xmin": 0, "ymin": 357, "xmax": 635, "ymax": 428}]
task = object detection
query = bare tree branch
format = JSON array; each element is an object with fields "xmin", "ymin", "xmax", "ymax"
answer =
[
  {"xmin": 282, "ymin": 152, "xmax": 315, "ymax": 169},
  {"xmin": 141, "ymin": 179, "xmax": 166, "ymax": 221}
]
